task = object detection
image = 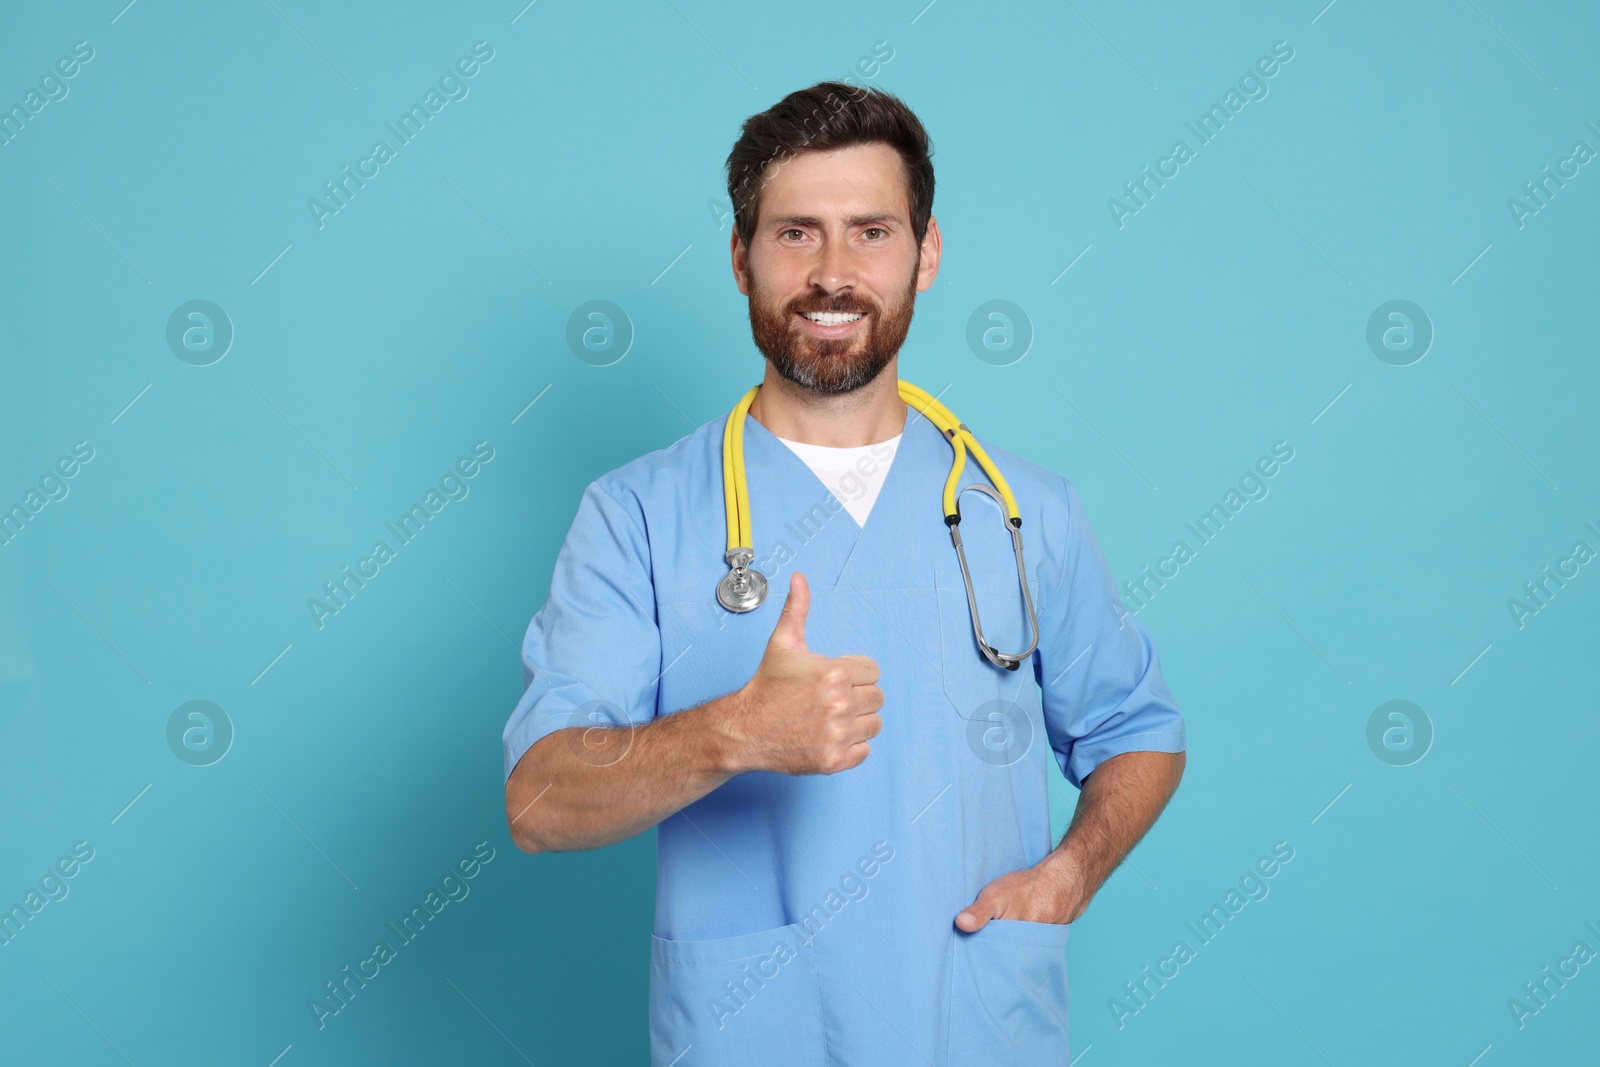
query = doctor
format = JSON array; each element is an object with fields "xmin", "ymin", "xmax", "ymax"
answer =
[{"xmin": 503, "ymin": 81, "xmax": 1186, "ymax": 1065}]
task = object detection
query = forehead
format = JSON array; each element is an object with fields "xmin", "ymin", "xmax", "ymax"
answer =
[{"xmin": 756, "ymin": 142, "xmax": 909, "ymax": 223}]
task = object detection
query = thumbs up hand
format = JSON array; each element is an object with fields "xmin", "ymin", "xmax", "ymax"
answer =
[{"xmin": 725, "ymin": 571, "xmax": 884, "ymax": 776}]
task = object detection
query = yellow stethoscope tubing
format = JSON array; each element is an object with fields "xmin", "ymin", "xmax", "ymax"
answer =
[
  {"xmin": 725, "ymin": 380, "xmax": 1020, "ymax": 553},
  {"xmin": 723, "ymin": 384, "xmax": 760, "ymax": 555},
  {"xmin": 896, "ymin": 379, "xmax": 1022, "ymax": 526},
  {"xmin": 721, "ymin": 378, "xmax": 1040, "ymax": 670}
]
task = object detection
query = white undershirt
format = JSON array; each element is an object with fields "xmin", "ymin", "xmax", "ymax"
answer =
[{"xmin": 775, "ymin": 433, "xmax": 902, "ymax": 528}]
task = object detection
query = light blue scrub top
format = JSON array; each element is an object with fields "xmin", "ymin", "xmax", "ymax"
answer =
[{"xmin": 503, "ymin": 401, "xmax": 1187, "ymax": 1066}]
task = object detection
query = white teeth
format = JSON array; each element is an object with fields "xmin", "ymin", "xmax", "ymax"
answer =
[{"xmin": 803, "ymin": 312, "xmax": 865, "ymax": 326}]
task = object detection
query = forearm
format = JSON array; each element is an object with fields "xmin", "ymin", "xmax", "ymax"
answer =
[
  {"xmin": 505, "ymin": 691, "xmax": 745, "ymax": 853},
  {"xmin": 1043, "ymin": 749, "xmax": 1185, "ymax": 912}
]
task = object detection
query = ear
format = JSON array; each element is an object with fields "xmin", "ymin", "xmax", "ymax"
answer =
[
  {"xmin": 731, "ymin": 229, "xmax": 751, "ymax": 296},
  {"xmin": 915, "ymin": 215, "xmax": 942, "ymax": 293}
]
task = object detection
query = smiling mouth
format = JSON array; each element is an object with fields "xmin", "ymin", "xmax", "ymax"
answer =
[{"xmin": 799, "ymin": 310, "xmax": 866, "ymax": 326}]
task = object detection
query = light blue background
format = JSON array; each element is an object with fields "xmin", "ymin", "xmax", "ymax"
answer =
[{"xmin": 2, "ymin": 1, "xmax": 1596, "ymax": 1064}]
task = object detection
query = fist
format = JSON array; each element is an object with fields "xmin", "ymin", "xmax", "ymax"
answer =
[{"xmin": 729, "ymin": 571, "xmax": 884, "ymax": 776}]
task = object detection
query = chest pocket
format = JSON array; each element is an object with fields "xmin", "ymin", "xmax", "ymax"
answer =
[
  {"xmin": 936, "ymin": 481, "xmax": 1043, "ymax": 661},
  {"xmin": 934, "ymin": 551, "xmax": 1045, "ymax": 772}
]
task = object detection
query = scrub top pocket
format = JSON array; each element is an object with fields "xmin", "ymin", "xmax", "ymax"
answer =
[
  {"xmin": 947, "ymin": 918, "xmax": 1073, "ymax": 1063},
  {"xmin": 936, "ymin": 556, "xmax": 1046, "ymax": 765},
  {"xmin": 649, "ymin": 920, "xmax": 826, "ymax": 1067}
]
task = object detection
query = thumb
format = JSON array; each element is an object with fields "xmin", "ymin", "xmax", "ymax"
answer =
[
  {"xmin": 955, "ymin": 888, "xmax": 996, "ymax": 933},
  {"xmin": 768, "ymin": 571, "xmax": 809, "ymax": 650}
]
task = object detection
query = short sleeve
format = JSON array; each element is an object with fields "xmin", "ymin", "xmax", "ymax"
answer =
[
  {"xmin": 502, "ymin": 479, "xmax": 662, "ymax": 784},
  {"xmin": 1035, "ymin": 476, "xmax": 1186, "ymax": 789}
]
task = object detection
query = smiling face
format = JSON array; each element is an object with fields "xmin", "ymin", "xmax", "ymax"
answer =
[{"xmin": 733, "ymin": 142, "xmax": 939, "ymax": 395}]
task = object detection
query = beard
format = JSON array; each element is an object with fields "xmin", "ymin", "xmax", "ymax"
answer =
[{"xmin": 746, "ymin": 262, "xmax": 919, "ymax": 395}]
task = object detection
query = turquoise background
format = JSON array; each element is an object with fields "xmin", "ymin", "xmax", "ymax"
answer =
[{"xmin": 2, "ymin": 0, "xmax": 1596, "ymax": 1063}]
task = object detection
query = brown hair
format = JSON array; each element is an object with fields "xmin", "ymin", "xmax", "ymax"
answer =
[{"xmin": 725, "ymin": 81, "xmax": 935, "ymax": 252}]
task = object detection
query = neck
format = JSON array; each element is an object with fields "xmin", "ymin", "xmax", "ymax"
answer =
[{"xmin": 748, "ymin": 361, "xmax": 907, "ymax": 447}]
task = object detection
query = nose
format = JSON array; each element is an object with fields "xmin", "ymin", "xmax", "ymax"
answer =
[{"xmin": 808, "ymin": 232, "xmax": 859, "ymax": 299}]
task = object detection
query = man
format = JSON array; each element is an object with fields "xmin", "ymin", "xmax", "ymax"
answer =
[{"xmin": 503, "ymin": 81, "xmax": 1186, "ymax": 1065}]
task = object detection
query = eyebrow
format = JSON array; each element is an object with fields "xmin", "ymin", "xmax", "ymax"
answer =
[{"xmin": 767, "ymin": 213, "xmax": 902, "ymax": 230}]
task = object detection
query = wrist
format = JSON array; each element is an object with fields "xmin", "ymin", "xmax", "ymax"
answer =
[
  {"xmin": 706, "ymin": 685, "xmax": 756, "ymax": 777},
  {"xmin": 1040, "ymin": 836, "xmax": 1090, "ymax": 890},
  {"xmin": 1038, "ymin": 846, "xmax": 1092, "ymax": 921}
]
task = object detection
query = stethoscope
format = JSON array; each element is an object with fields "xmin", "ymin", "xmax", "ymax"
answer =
[{"xmin": 717, "ymin": 378, "xmax": 1041, "ymax": 672}]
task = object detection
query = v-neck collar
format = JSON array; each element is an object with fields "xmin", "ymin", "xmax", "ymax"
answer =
[
  {"xmin": 743, "ymin": 402, "xmax": 914, "ymax": 535},
  {"xmin": 741, "ymin": 400, "xmax": 948, "ymax": 591}
]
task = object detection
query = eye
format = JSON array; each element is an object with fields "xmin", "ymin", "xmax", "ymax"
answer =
[
  {"xmin": 863, "ymin": 227, "xmax": 887, "ymax": 240},
  {"xmin": 781, "ymin": 228, "xmax": 806, "ymax": 242}
]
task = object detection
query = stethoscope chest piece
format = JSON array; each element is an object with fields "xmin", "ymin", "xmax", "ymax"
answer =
[{"xmin": 717, "ymin": 547, "xmax": 768, "ymax": 612}]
